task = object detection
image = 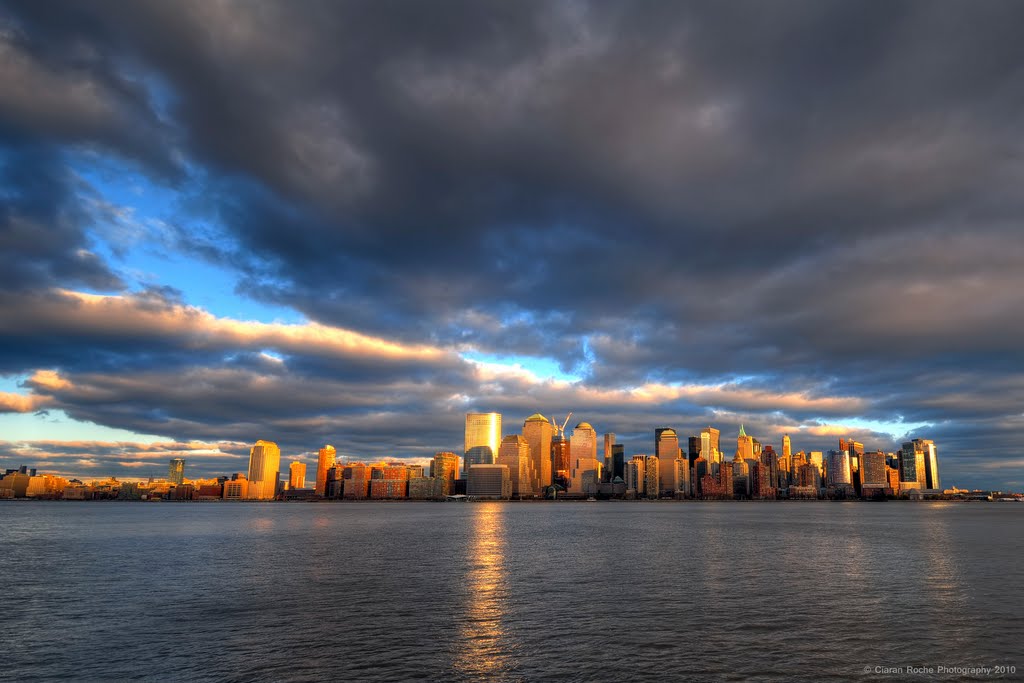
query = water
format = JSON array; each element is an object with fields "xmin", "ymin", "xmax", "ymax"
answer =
[{"xmin": 1, "ymin": 501, "xmax": 1021, "ymax": 682}]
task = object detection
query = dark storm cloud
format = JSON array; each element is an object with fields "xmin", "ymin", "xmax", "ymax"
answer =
[{"xmin": 1, "ymin": 1, "xmax": 1023, "ymax": 485}]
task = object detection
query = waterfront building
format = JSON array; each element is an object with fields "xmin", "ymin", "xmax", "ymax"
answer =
[
  {"xmin": 809, "ymin": 451, "xmax": 824, "ymax": 477},
  {"xmin": 693, "ymin": 457, "xmax": 708, "ymax": 497},
  {"xmin": 223, "ymin": 476, "xmax": 249, "ymax": 500},
  {"xmin": 899, "ymin": 440, "xmax": 929, "ymax": 491},
  {"xmin": 343, "ymin": 463, "xmax": 371, "ymax": 499},
  {"xmin": 570, "ymin": 422, "xmax": 600, "ymax": 496},
  {"xmin": 551, "ymin": 434, "xmax": 571, "ymax": 487},
  {"xmin": 643, "ymin": 455, "xmax": 660, "ymax": 499},
  {"xmin": 168, "ymin": 458, "xmax": 185, "ymax": 486},
  {"xmin": 700, "ymin": 426, "xmax": 721, "ymax": 471},
  {"xmin": 246, "ymin": 440, "xmax": 281, "ymax": 500},
  {"xmin": 523, "ymin": 414, "xmax": 554, "ymax": 491},
  {"xmin": 625, "ymin": 456, "xmax": 646, "ymax": 498},
  {"xmin": 655, "ymin": 428, "xmax": 680, "ymax": 496},
  {"xmin": 289, "ymin": 461, "xmax": 307, "ymax": 490},
  {"xmin": 736, "ymin": 425, "xmax": 754, "ymax": 461},
  {"xmin": 498, "ymin": 434, "xmax": 535, "ymax": 498},
  {"xmin": 611, "ymin": 444, "xmax": 625, "ymax": 481},
  {"xmin": 408, "ymin": 477, "xmax": 434, "ymax": 499},
  {"xmin": 465, "ymin": 412, "xmax": 502, "ymax": 477},
  {"xmin": 431, "ymin": 452, "xmax": 460, "ymax": 497},
  {"xmin": 467, "ymin": 464, "xmax": 512, "ymax": 499},
  {"xmin": 861, "ymin": 451, "xmax": 887, "ymax": 489},
  {"xmin": 315, "ymin": 445, "xmax": 336, "ymax": 496},
  {"xmin": 825, "ymin": 450, "xmax": 852, "ymax": 487},
  {"xmin": 603, "ymin": 433, "xmax": 616, "ymax": 482}
]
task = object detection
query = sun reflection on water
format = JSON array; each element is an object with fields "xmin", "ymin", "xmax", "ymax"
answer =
[{"xmin": 453, "ymin": 503, "xmax": 517, "ymax": 679}]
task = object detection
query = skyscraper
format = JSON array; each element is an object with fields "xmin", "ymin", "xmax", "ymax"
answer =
[
  {"xmin": 643, "ymin": 455, "xmax": 660, "ymax": 499},
  {"xmin": 655, "ymin": 428, "xmax": 680, "ymax": 496},
  {"xmin": 782, "ymin": 434, "xmax": 792, "ymax": 460},
  {"xmin": 168, "ymin": 458, "xmax": 185, "ymax": 486},
  {"xmin": 611, "ymin": 444, "xmax": 625, "ymax": 481},
  {"xmin": 825, "ymin": 450, "xmax": 852, "ymax": 487},
  {"xmin": 498, "ymin": 434, "xmax": 535, "ymax": 498},
  {"xmin": 569, "ymin": 422, "xmax": 599, "ymax": 496},
  {"xmin": 603, "ymin": 433, "xmax": 616, "ymax": 482},
  {"xmin": 431, "ymin": 451, "xmax": 460, "ymax": 497},
  {"xmin": 523, "ymin": 414, "xmax": 554, "ymax": 492},
  {"xmin": 465, "ymin": 412, "xmax": 502, "ymax": 477},
  {"xmin": 247, "ymin": 440, "xmax": 281, "ymax": 500},
  {"xmin": 736, "ymin": 425, "xmax": 754, "ymax": 461},
  {"xmin": 316, "ymin": 445, "xmax": 336, "ymax": 496},
  {"xmin": 625, "ymin": 455, "xmax": 646, "ymax": 497},
  {"xmin": 289, "ymin": 461, "xmax": 307, "ymax": 489},
  {"xmin": 700, "ymin": 426, "xmax": 721, "ymax": 471},
  {"xmin": 900, "ymin": 439, "xmax": 938, "ymax": 491}
]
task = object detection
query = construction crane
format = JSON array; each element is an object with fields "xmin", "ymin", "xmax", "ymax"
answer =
[{"xmin": 550, "ymin": 412, "xmax": 573, "ymax": 437}]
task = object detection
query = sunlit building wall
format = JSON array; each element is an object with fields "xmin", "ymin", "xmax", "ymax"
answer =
[
  {"xmin": 523, "ymin": 414, "xmax": 554, "ymax": 491},
  {"xmin": 700, "ymin": 426, "xmax": 721, "ymax": 468},
  {"xmin": 570, "ymin": 422, "xmax": 600, "ymax": 496},
  {"xmin": 498, "ymin": 434, "xmax": 535, "ymax": 498},
  {"xmin": 736, "ymin": 425, "xmax": 754, "ymax": 461},
  {"xmin": 625, "ymin": 456, "xmax": 646, "ymax": 497},
  {"xmin": 655, "ymin": 428, "xmax": 680, "ymax": 495},
  {"xmin": 288, "ymin": 461, "xmax": 307, "ymax": 490},
  {"xmin": 643, "ymin": 455, "xmax": 660, "ymax": 499},
  {"xmin": 825, "ymin": 450, "xmax": 852, "ymax": 486},
  {"xmin": 316, "ymin": 445, "xmax": 336, "ymax": 496},
  {"xmin": 168, "ymin": 458, "xmax": 185, "ymax": 486},
  {"xmin": 861, "ymin": 451, "xmax": 887, "ymax": 488},
  {"xmin": 247, "ymin": 440, "xmax": 281, "ymax": 500},
  {"xmin": 467, "ymin": 464, "xmax": 512, "ymax": 499},
  {"xmin": 465, "ymin": 412, "xmax": 502, "ymax": 477},
  {"xmin": 899, "ymin": 440, "xmax": 928, "ymax": 490}
]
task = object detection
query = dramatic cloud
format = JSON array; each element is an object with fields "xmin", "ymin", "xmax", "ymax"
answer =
[{"xmin": 1, "ymin": 1, "xmax": 1022, "ymax": 489}]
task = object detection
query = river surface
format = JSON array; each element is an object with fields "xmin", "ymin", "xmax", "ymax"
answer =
[{"xmin": 1, "ymin": 501, "xmax": 1021, "ymax": 682}]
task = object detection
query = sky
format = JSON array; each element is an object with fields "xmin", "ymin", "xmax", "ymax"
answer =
[{"xmin": 1, "ymin": 1, "xmax": 1022, "ymax": 490}]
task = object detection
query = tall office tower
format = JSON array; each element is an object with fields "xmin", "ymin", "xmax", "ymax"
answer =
[
  {"xmin": 465, "ymin": 412, "xmax": 502, "ymax": 477},
  {"xmin": 782, "ymin": 434, "xmax": 792, "ymax": 460},
  {"xmin": 792, "ymin": 451, "xmax": 807, "ymax": 472},
  {"xmin": 809, "ymin": 451, "xmax": 824, "ymax": 476},
  {"xmin": 603, "ymin": 433, "xmax": 616, "ymax": 482},
  {"xmin": 498, "ymin": 434, "xmax": 535, "ymax": 498},
  {"xmin": 900, "ymin": 439, "xmax": 937, "ymax": 490},
  {"xmin": 643, "ymin": 455, "xmax": 660, "ymax": 499},
  {"xmin": 693, "ymin": 457, "xmax": 708, "ymax": 497},
  {"xmin": 861, "ymin": 451, "xmax": 887, "ymax": 489},
  {"xmin": 700, "ymin": 427, "xmax": 721, "ymax": 467},
  {"xmin": 688, "ymin": 436, "xmax": 701, "ymax": 466},
  {"xmin": 168, "ymin": 458, "xmax": 185, "ymax": 486},
  {"xmin": 611, "ymin": 444, "xmax": 625, "ymax": 481},
  {"xmin": 825, "ymin": 450, "xmax": 852, "ymax": 486},
  {"xmin": 570, "ymin": 422, "xmax": 600, "ymax": 496},
  {"xmin": 752, "ymin": 438, "xmax": 762, "ymax": 458},
  {"xmin": 551, "ymin": 434, "xmax": 571, "ymax": 487},
  {"xmin": 625, "ymin": 456, "xmax": 646, "ymax": 497},
  {"xmin": 523, "ymin": 414, "xmax": 554, "ymax": 491},
  {"xmin": 247, "ymin": 440, "xmax": 281, "ymax": 500},
  {"xmin": 676, "ymin": 458, "xmax": 690, "ymax": 497},
  {"xmin": 844, "ymin": 438, "xmax": 865, "ymax": 495},
  {"xmin": 431, "ymin": 451, "xmax": 460, "ymax": 497},
  {"xmin": 736, "ymin": 425, "xmax": 755, "ymax": 461},
  {"xmin": 289, "ymin": 461, "xmax": 307, "ymax": 489},
  {"xmin": 315, "ymin": 445, "xmax": 336, "ymax": 496},
  {"xmin": 655, "ymin": 428, "xmax": 680, "ymax": 495},
  {"xmin": 760, "ymin": 446, "xmax": 779, "ymax": 490}
]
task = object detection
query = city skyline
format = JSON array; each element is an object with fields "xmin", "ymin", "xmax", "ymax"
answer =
[
  {"xmin": 2, "ymin": 2, "xmax": 1024, "ymax": 493},
  {"xmin": 1, "ymin": 410, "xmax": 996, "ymax": 494}
]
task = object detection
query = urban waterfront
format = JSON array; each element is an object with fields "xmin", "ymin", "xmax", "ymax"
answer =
[{"xmin": 2, "ymin": 502, "xmax": 1021, "ymax": 681}]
